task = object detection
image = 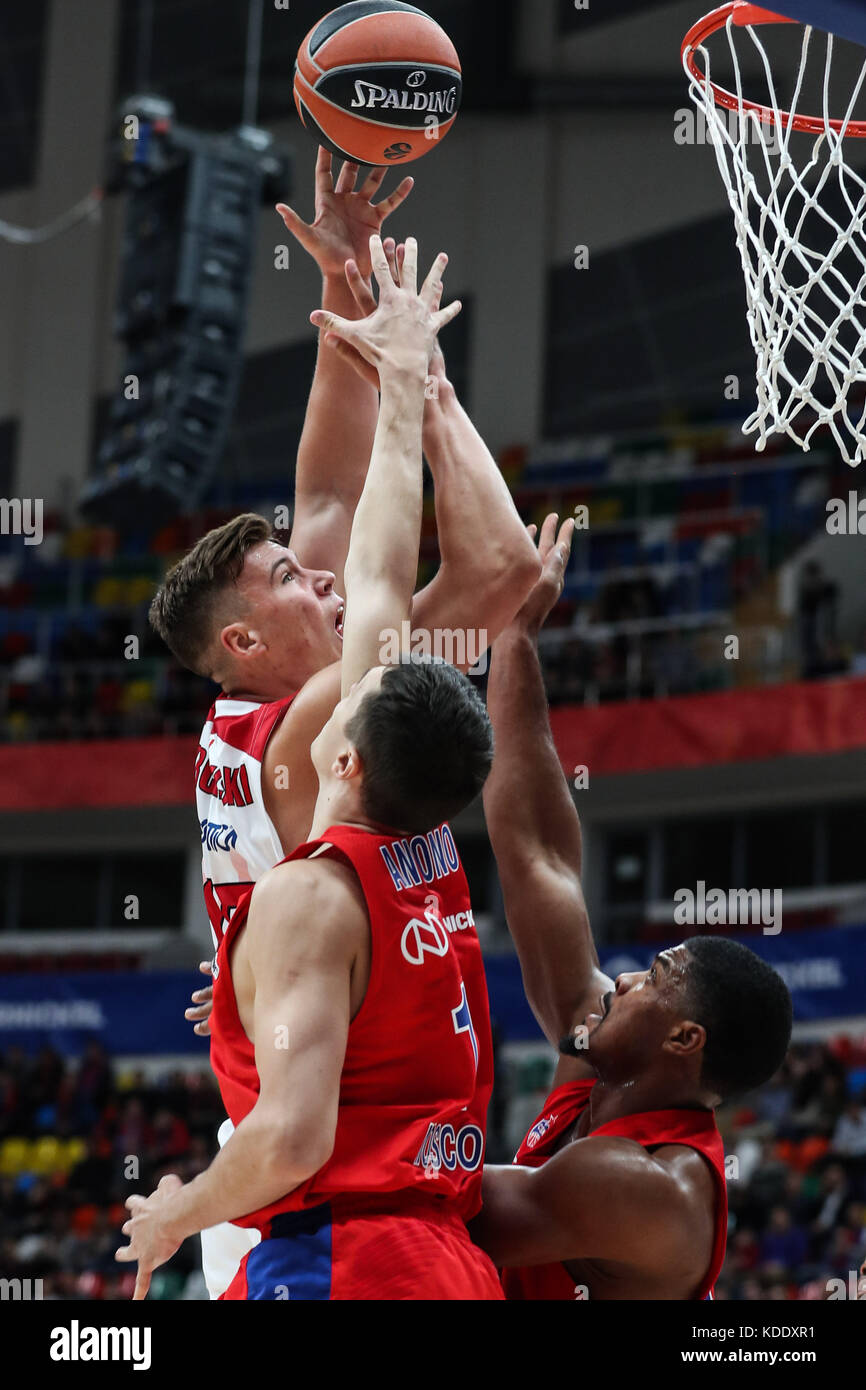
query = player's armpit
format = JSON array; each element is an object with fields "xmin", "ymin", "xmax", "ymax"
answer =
[
  {"xmin": 262, "ymin": 661, "xmax": 343, "ymax": 852},
  {"xmin": 473, "ymin": 1138, "xmax": 689, "ymax": 1270}
]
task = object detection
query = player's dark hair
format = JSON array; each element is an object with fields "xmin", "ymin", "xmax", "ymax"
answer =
[
  {"xmin": 149, "ymin": 513, "xmax": 272, "ymax": 677},
  {"xmin": 346, "ymin": 655, "xmax": 493, "ymax": 835},
  {"xmin": 684, "ymin": 937, "xmax": 792, "ymax": 1100}
]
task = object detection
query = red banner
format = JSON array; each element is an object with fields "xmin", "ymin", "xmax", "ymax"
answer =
[
  {"xmin": 0, "ymin": 737, "xmax": 197, "ymax": 811},
  {"xmin": 1, "ymin": 677, "xmax": 865, "ymax": 811},
  {"xmin": 550, "ymin": 676, "xmax": 866, "ymax": 777}
]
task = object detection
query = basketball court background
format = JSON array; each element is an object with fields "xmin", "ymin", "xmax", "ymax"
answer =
[{"xmin": 0, "ymin": 0, "xmax": 865, "ymax": 1301}]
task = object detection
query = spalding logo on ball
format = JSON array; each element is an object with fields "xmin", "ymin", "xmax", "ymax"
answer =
[{"xmin": 294, "ymin": 1, "xmax": 462, "ymax": 166}]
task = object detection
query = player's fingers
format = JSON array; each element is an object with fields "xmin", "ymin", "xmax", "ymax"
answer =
[
  {"xmin": 535, "ymin": 515, "xmax": 561, "ymax": 563},
  {"xmin": 432, "ymin": 298, "xmax": 462, "ymax": 332},
  {"xmin": 527, "ymin": 524, "xmax": 538, "ymax": 540},
  {"xmin": 115, "ymin": 1242, "xmax": 136, "ymax": 1263},
  {"xmin": 275, "ymin": 204, "xmax": 313, "ymax": 251},
  {"xmin": 310, "ymin": 309, "xmax": 357, "ymax": 343},
  {"xmin": 158, "ymin": 1173, "xmax": 182, "ymax": 1192},
  {"xmin": 345, "ymin": 259, "xmax": 378, "ymax": 315},
  {"xmin": 359, "ymin": 165, "xmax": 387, "ymax": 199},
  {"xmin": 374, "ymin": 175, "xmax": 414, "ymax": 220},
  {"xmin": 185, "ymin": 1004, "xmax": 211, "ymax": 1022},
  {"xmin": 421, "ymin": 252, "xmax": 448, "ymax": 307},
  {"xmin": 429, "ymin": 277, "xmax": 444, "ymax": 314},
  {"xmin": 315, "ymin": 146, "xmax": 334, "ymax": 197},
  {"xmin": 382, "ymin": 238, "xmax": 401, "ymax": 287},
  {"xmin": 335, "ymin": 159, "xmax": 361, "ymax": 195},
  {"xmin": 401, "ymin": 236, "xmax": 419, "ymax": 294},
  {"xmin": 125, "ymin": 1194, "xmax": 146, "ymax": 1213},
  {"xmin": 190, "ymin": 985, "xmax": 212, "ymax": 1002},
  {"xmin": 133, "ymin": 1267, "xmax": 152, "ymax": 1301},
  {"xmin": 396, "ymin": 242, "xmax": 406, "ymax": 274},
  {"xmin": 369, "ymin": 235, "xmax": 395, "ymax": 296},
  {"xmin": 198, "ymin": 960, "xmax": 213, "ymax": 977},
  {"xmin": 554, "ymin": 519, "xmax": 575, "ymax": 571},
  {"xmin": 194, "ymin": 1020, "xmax": 211, "ymax": 1037}
]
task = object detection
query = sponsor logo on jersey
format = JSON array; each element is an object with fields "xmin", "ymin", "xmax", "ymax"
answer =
[
  {"xmin": 199, "ymin": 819, "xmax": 239, "ymax": 853},
  {"xmin": 400, "ymin": 894, "xmax": 476, "ymax": 966},
  {"xmin": 195, "ymin": 746, "xmax": 254, "ymax": 808},
  {"xmin": 350, "ymin": 80, "xmax": 458, "ymax": 116},
  {"xmin": 414, "ymin": 1121, "xmax": 484, "ymax": 1174},
  {"xmin": 401, "ymin": 911, "xmax": 450, "ymax": 966},
  {"xmin": 380, "ymin": 824, "xmax": 460, "ymax": 892},
  {"xmin": 525, "ymin": 1114, "xmax": 557, "ymax": 1150}
]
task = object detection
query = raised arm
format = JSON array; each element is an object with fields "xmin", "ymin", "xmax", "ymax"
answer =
[
  {"xmin": 483, "ymin": 515, "xmax": 613, "ymax": 1047},
  {"xmin": 117, "ymin": 857, "xmax": 364, "ymax": 1299},
  {"xmin": 277, "ymin": 151, "xmax": 414, "ymax": 593},
  {"xmin": 310, "ymin": 236, "xmax": 460, "ymax": 696},
  {"xmin": 335, "ymin": 244, "xmax": 541, "ymax": 668}
]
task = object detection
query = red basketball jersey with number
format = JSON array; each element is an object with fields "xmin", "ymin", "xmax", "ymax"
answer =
[
  {"xmin": 195, "ymin": 695, "xmax": 296, "ymax": 946},
  {"xmin": 502, "ymin": 1079, "xmax": 728, "ymax": 1301},
  {"xmin": 209, "ymin": 820, "xmax": 493, "ymax": 1232}
]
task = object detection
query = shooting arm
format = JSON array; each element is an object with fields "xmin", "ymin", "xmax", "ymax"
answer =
[
  {"xmin": 279, "ymin": 154, "xmax": 414, "ymax": 592},
  {"xmin": 289, "ymin": 272, "xmax": 377, "ymax": 593}
]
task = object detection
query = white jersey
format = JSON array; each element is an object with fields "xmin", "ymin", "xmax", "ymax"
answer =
[
  {"xmin": 195, "ymin": 693, "xmax": 296, "ymax": 1299},
  {"xmin": 195, "ymin": 694, "xmax": 295, "ymax": 946}
]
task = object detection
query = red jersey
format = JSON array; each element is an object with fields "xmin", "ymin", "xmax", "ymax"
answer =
[
  {"xmin": 502, "ymin": 1078, "xmax": 728, "ymax": 1300},
  {"xmin": 196, "ymin": 695, "xmax": 295, "ymax": 945},
  {"xmin": 209, "ymin": 820, "xmax": 494, "ymax": 1233}
]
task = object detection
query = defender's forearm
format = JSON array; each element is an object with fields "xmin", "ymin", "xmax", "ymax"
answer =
[
  {"xmin": 341, "ymin": 369, "xmax": 426, "ymax": 691},
  {"xmin": 485, "ymin": 626, "xmax": 584, "ymax": 875},
  {"xmin": 412, "ymin": 387, "xmax": 541, "ymax": 646},
  {"xmin": 423, "ymin": 386, "xmax": 533, "ymax": 573},
  {"xmin": 345, "ymin": 371, "xmax": 425, "ymax": 590}
]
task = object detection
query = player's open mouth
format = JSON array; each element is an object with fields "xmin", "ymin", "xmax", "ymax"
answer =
[{"xmin": 335, "ymin": 605, "xmax": 345, "ymax": 639}]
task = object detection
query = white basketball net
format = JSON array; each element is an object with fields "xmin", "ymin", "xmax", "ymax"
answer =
[{"xmin": 685, "ymin": 17, "xmax": 866, "ymax": 464}]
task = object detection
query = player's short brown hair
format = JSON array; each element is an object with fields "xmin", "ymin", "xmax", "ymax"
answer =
[
  {"xmin": 346, "ymin": 655, "xmax": 494, "ymax": 834},
  {"xmin": 149, "ymin": 513, "xmax": 273, "ymax": 676}
]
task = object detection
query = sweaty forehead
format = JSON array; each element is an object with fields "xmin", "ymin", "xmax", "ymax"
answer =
[
  {"xmin": 237, "ymin": 540, "xmax": 289, "ymax": 588},
  {"xmin": 663, "ymin": 943, "xmax": 693, "ymax": 983}
]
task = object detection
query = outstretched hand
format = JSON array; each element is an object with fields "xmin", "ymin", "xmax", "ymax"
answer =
[
  {"xmin": 310, "ymin": 234, "xmax": 461, "ymax": 386},
  {"xmin": 511, "ymin": 513, "xmax": 575, "ymax": 634},
  {"xmin": 276, "ymin": 147, "xmax": 414, "ymax": 282}
]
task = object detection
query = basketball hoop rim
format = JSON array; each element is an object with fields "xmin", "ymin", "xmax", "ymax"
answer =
[{"xmin": 682, "ymin": 1, "xmax": 866, "ymax": 137}]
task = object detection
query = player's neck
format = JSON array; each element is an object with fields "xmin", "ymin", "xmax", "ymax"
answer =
[{"xmin": 587, "ymin": 1075, "xmax": 713, "ymax": 1130}]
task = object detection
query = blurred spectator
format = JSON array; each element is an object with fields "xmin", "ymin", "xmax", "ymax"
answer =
[
  {"xmin": 797, "ymin": 560, "xmax": 840, "ymax": 679},
  {"xmin": 833, "ymin": 1100, "xmax": 866, "ymax": 1157}
]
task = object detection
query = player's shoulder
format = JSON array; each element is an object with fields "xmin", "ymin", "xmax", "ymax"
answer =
[
  {"xmin": 264, "ymin": 661, "xmax": 342, "ymax": 760},
  {"xmin": 250, "ymin": 850, "xmax": 368, "ymax": 941},
  {"xmin": 571, "ymin": 1130, "xmax": 713, "ymax": 1230}
]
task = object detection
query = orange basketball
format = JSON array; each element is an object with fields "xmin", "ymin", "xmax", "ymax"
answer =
[{"xmin": 294, "ymin": 2, "xmax": 462, "ymax": 166}]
